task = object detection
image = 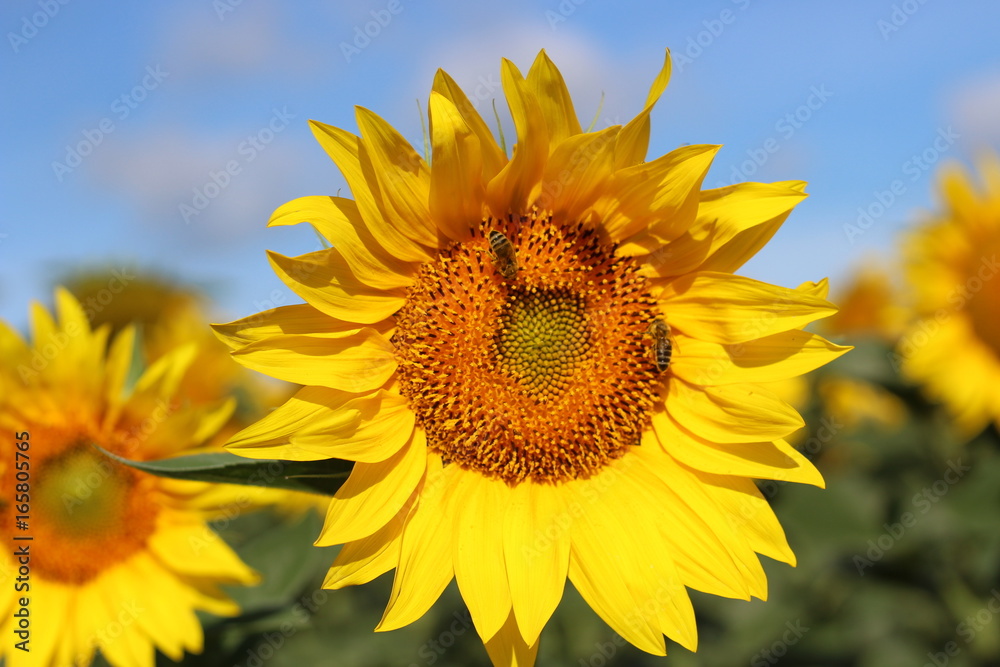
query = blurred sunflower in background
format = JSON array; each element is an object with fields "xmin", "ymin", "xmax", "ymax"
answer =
[
  {"xmin": 63, "ymin": 270, "xmax": 291, "ymax": 437},
  {"xmin": 821, "ymin": 263, "xmax": 908, "ymax": 343},
  {"xmin": 899, "ymin": 153, "xmax": 1000, "ymax": 437},
  {"xmin": 0, "ymin": 289, "xmax": 259, "ymax": 667},
  {"xmin": 64, "ymin": 269, "xmax": 327, "ymax": 517},
  {"xmin": 215, "ymin": 50, "xmax": 848, "ymax": 665}
]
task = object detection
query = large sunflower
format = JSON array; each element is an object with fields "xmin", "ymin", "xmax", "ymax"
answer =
[
  {"xmin": 0, "ymin": 289, "xmax": 259, "ymax": 667},
  {"xmin": 900, "ymin": 153, "xmax": 1000, "ymax": 436},
  {"xmin": 215, "ymin": 50, "xmax": 847, "ymax": 664}
]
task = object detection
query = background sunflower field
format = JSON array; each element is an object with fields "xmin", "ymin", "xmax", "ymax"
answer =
[{"xmin": 3, "ymin": 1, "xmax": 999, "ymax": 666}]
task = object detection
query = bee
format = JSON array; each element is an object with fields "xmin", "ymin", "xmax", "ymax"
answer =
[
  {"xmin": 648, "ymin": 318, "xmax": 673, "ymax": 372},
  {"xmin": 487, "ymin": 230, "xmax": 518, "ymax": 280}
]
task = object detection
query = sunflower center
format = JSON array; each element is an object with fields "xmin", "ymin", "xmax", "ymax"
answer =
[
  {"xmin": 496, "ymin": 287, "xmax": 591, "ymax": 399},
  {"xmin": 393, "ymin": 212, "xmax": 663, "ymax": 485},
  {"xmin": 964, "ymin": 243, "xmax": 1000, "ymax": 355},
  {"xmin": 7, "ymin": 432, "xmax": 160, "ymax": 584}
]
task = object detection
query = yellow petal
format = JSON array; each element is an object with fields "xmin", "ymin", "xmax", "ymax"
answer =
[
  {"xmin": 453, "ymin": 471, "xmax": 513, "ymax": 642},
  {"xmin": 504, "ymin": 481, "xmax": 569, "ymax": 646},
  {"xmin": 149, "ymin": 519, "xmax": 259, "ymax": 582},
  {"xmin": 101, "ymin": 324, "xmax": 136, "ymax": 430},
  {"xmin": 797, "ymin": 277, "xmax": 830, "ymax": 299},
  {"xmin": 316, "ymin": 430, "xmax": 427, "ymax": 545},
  {"xmin": 223, "ymin": 384, "xmax": 362, "ymax": 459},
  {"xmin": 432, "ymin": 68, "xmax": 506, "ymax": 181},
  {"xmin": 429, "ymin": 91, "xmax": 486, "ymax": 241},
  {"xmin": 212, "ymin": 303, "xmax": 362, "ymax": 351},
  {"xmin": 125, "ymin": 553, "xmax": 204, "ymax": 660},
  {"xmin": 665, "ymin": 379, "xmax": 804, "ymax": 443},
  {"xmin": 670, "ymin": 329, "xmax": 851, "ymax": 385},
  {"xmin": 695, "ymin": 471, "xmax": 797, "ymax": 565},
  {"xmin": 661, "ymin": 271, "xmax": 836, "ymax": 343},
  {"xmin": 567, "ymin": 473, "xmax": 666, "ymax": 656},
  {"xmin": 268, "ymin": 248, "xmax": 406, "ymax": 324},
  {"xmin": 615, "ymin": 49, "xmax": 672, "ymax": 170},
  {"xmin": 484, "ymin": 610, "xmax": 541, "ymax": 667},
  {"xmin": 54, "ymin": 285, "xmax": 90, "ymax": 338},
  {"xmin": 227, "ymin": 386, "xmax": 415, "ymax": 462},
  {"xmin": 269, "ymin": 195, "xmax": 415, "ymax": 289},
  {"xmin": 324, "ymin": 504, "xmax": 406, "ymax": 589},
  {"xmin": 131, "ymin": 342, "xmax": 197, "ymax": 400},
  {"xmin": 231, "ymin": 328, "xmax": 397, "ymax": 392},
  {"xmin": 309, "ymin": 120, "xmax": 434, "ymax": 263},
  {"xmin": 486, "ymin": 59, "xmax": 548, "ymax": 216},
  {"xmin": 696, "ymin": 180, "xmax": 808, "ymax": 274},
  {"xmin": 643, "ymin": 181, "xmax": 807, "ymax": 278},
  {"xmin": 377, "ymin": 460, "xmax": 458, "ymax": 631},
  {"xmin": 17, "ymin": 580, "xmax": 71, "ymax": 667},
  {"xmin": 81, "ymin": 582, "xmax": 145, "ymax": 667},
  {"xmin": 356, "ymin": 106, "xmax": 441, "ymax": 249},
  {"xmin": 627, "ymin": 441, "xmax": 756, "ymax": 600},
  {"xmin": 604, "ymin": 144, "xmax": 720, "ymax": 247},
  {"xmin": 539, "ymin": 125, "xmax": 619, "ymax": 222},
  {"xmin": 526, "ymin": 49, "xmax": 582, "ymax": 149},
  {"xmin": 599, "ymin": 458, "xmax": 698, "ymax": 650},
  {"xmin": 633, "ymin": 445, "xmax": 769, "ymax": 600},
  {"xmin": 653, "ymin": 410, "xmax": 825, "ymax": 487}
]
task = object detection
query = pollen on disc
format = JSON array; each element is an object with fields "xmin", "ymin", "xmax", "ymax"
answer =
[{"xmin": 393, "ymin": 212, "xmax": 662, "ymax": 484}]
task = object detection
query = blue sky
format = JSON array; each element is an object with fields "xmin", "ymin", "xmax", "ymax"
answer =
[{"xmin": 2, "ymin": 0, "xmax": 999, "ymax": 331}]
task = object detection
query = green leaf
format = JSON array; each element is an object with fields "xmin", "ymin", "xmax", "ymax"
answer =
[{"xmin": 93, "ymin": 446, "xmax": 353, "ymax": 495}]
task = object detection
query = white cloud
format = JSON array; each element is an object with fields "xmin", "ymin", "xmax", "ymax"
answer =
[
  {"xmin": 85, "ymin": 118, "xmax": 322, "ymax": 249},
  {"xmin": 154, "ymin": 3, "xmax": 323, "ymax": 83},
  {"xmin": 948, "ymin": 69, "xmax": 1000, "ymax": 148}
]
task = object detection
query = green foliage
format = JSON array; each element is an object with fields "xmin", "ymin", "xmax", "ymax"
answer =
[{"xmin": 94, "ymin": 446, "xmax": 353, "ymax": 495}]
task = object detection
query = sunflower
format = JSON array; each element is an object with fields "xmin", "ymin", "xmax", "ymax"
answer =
[
  {"xmin": 821, "ymin": 263, "xmax": 907, "ymax": 342},
  {"xmin": 215, "ymin": 50, "xmax": 848, "ymax": 664},
  {"xmin": 900, "ymin": 153, "xmax": 1000, "ymax": 436},
  {"xmin": 63, "ymin": 269, "xmax": 291, "ymax": 422},
  {"xmin": 0, "ymin": 289, "xmax": 259, "ymax": 667}
]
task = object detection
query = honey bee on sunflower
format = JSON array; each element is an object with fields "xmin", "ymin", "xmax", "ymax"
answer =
[{"xmin": 214, "ymin": 49, "xmax": 848, "ymax": 665}]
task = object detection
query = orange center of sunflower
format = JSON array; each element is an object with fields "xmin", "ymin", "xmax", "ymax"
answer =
[
  {"xmin": 3, "ymin": 426, "xmax": 160, "ymax": 584},
  {"xmin": 393, "ymin": 211, "xmax": 662, "ymax": 484},
  {"xmin": 964, "ymin": 240, "xmax": 1000, "ymax": 355}
]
